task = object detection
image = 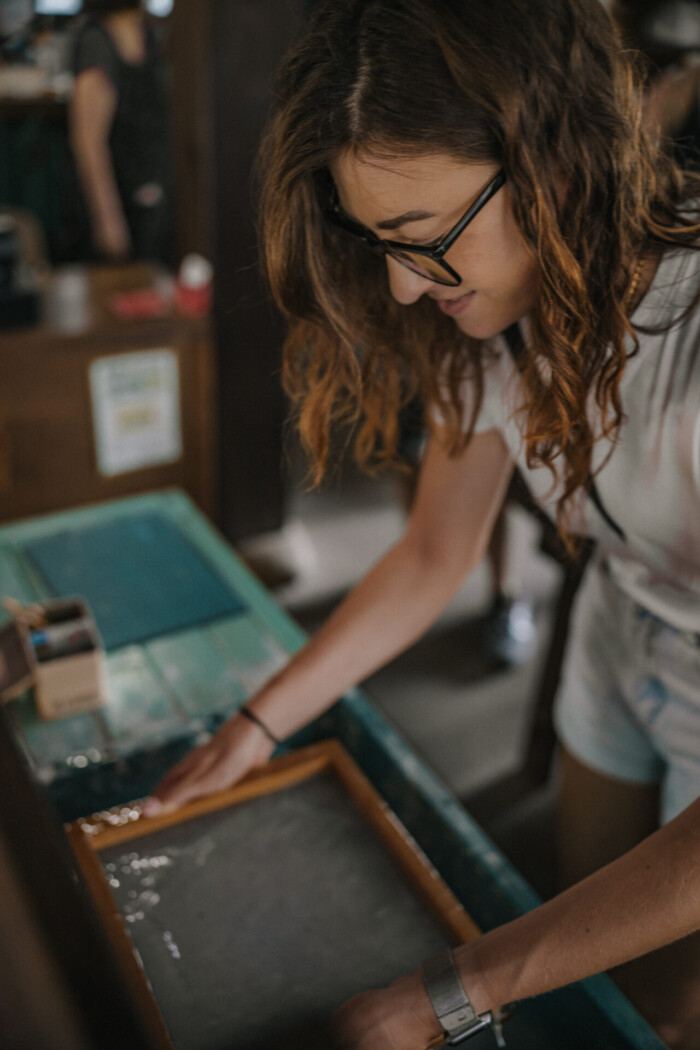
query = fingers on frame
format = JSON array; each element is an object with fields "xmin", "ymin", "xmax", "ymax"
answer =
[
  {"xmin": 151, "ymin": 741, "xmax": 221, "ymax": 802},
  {"xmin": 157, "ymin": 741, "xmax": 240, "ymax": 810}
]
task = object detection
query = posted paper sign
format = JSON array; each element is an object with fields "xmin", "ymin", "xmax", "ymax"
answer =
[{"xmin": 89, "ymin": 349, "xmax": 182, "ymax": 477}]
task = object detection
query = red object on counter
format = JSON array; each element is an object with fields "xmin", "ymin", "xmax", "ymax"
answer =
[
  {"xmin": 108, "ymin": 288, "xmax": 170, "ymax": 320},
  {"xmin": 175, "ymin": 254, "xmax": 213, "ymax": 317},
  {"xmin": 174, "ymin": 281, "xmax": 212, "ymax": 317}
]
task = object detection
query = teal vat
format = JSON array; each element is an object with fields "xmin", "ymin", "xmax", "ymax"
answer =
[{"xmin": 1, "ymin": 490, "xmax": 667, "ymax": 1050}]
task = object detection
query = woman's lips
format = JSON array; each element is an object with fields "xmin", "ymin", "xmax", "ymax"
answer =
[{"xmin": 435, "ymin": 290, "xmax": 476, "ymax": 316}]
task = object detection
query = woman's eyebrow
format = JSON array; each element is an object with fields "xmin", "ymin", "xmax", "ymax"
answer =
[{"xmin": 375, "ymin": 209, "xmax": 436, "ymax": 231}]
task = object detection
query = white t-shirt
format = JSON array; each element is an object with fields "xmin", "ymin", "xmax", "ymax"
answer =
[{"xmin": 452, "ymin": 245, "xmax": 700, "ymax": 631}]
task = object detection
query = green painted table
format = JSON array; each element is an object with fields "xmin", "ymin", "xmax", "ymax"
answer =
[{"xmin": 2, "ymin": 490, "xmax": 667, "ymax": 1050}]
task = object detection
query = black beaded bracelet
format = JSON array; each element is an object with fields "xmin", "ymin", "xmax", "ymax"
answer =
[{"xmin": 239, "ymin": 705, "xmax": 280, "ymax": 747}]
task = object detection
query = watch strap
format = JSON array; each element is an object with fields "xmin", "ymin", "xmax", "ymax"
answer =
[{"xmin": 422, "ymin": 949, "xmax": 493, "ymax": 1044}]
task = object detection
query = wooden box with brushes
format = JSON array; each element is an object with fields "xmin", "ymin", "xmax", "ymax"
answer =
[{"xmin": 0, "ymin": 596, "xmax": 106, "ymax": 720}]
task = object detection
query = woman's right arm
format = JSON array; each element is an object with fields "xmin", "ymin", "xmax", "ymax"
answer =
[
  {"xmin": 145, "ymin": 426, "xmax": 514, "ymax": 814},
  {"xmin": 69, "ymin": 68, "xmax": 131, "ymax": 259}
]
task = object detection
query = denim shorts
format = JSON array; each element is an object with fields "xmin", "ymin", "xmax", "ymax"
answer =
[{"xmin": 553, "ymin": 558, "xmax": 700, "ymax": 823}]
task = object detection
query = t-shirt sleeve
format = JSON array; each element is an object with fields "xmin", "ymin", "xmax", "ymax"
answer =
[{"xmin": 72, "ymin": 23, "xmax": 119, "ymax": 90}]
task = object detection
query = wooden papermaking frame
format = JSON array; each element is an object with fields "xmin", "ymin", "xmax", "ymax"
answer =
[{"xmin": 66, "ymin": 739, "xmax": 481, "ymax": 1050}]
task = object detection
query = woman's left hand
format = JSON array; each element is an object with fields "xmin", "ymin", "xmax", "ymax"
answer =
[{"xmin": 332, "ymin": 972, "xmax": 442, "ymax": 1050}]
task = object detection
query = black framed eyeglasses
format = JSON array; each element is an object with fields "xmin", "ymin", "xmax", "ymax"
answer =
[{"xmin": 326, "ymin": 168, "xmax": 507, "ymax": 287}]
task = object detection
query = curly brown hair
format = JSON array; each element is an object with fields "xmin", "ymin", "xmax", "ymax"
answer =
[{"xmin": 257, "ymin": 0, "xmax": 700, "ymax": 537}]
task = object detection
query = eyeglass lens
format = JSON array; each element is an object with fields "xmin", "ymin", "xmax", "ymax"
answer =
[{"xmin": 388, "ymin": 248, "xmax": 459, "ymax": 286}]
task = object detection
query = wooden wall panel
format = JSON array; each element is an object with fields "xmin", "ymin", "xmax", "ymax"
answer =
[{"xmin": 171, "ymin": 1, "xmax": 310, "ymax": 541}]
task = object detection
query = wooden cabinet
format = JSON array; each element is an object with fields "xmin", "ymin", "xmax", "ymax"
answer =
[{"xmin": 0, "ymin": 263, "xmax": 216, "ymax": 523}]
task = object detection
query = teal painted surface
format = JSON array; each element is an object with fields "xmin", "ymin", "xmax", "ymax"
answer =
[
  {"xmin": 145, "ymin": 628, "xmax": 246, "ymax": 720},
  {"xmin": 26, "ymin": 513, "xmax": 246, "ymax": 650},
  {"xmin": 12, "ymin": 692, "xmax": 107, "ymax": 780},
  {"xmin": 0, "ymin": 490, "xmax": 667, "ymax": 1050},
  {"xmin": 101, "ymin": 646, "xmax": 188, "ymax": 750},
  {"xmin": 0, "ymin": 492, "xmax": 301, "ymax": 783}
]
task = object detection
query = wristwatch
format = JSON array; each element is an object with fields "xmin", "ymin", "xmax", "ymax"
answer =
[{"xmin": 422, "ymin": 948, "xmax": 506, "ymax": 1046}]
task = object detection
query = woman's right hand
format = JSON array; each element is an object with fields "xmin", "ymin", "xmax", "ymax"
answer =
[
  {"xmin": 95, "ymin": 209, "xmax": 131, "ymax": 259},
  {"xmin": 142, "ymin": 713, "xmax": 276, "ymax": 816}
]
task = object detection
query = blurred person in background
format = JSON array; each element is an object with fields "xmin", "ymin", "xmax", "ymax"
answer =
[
  {"xmin": 68, "ymin": 0, "xmax": 173, "ymax": 264},
  {"xmin": 614, "ymin": 0, "xmax": 700, "ymax": 169}
]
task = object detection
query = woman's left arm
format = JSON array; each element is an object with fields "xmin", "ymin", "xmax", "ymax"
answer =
[{"xmin": 333, "ymin": 794, "xmax": 700, "ymax": 1048}]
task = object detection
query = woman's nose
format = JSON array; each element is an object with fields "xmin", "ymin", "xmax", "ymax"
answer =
[{"xmin": 386, "ymin": 257, "xmax": 433, "ymax": 305}]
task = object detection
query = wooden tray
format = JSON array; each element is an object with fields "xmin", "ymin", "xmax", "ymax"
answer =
[{"xmin": 67, "ymin": 740, "xmax": 479, "ymax": 1049}]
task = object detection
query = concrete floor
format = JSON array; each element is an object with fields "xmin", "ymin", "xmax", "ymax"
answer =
[{"xmin": 239, "ymin": 466, "xmax": 564, "ymax": 898}]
